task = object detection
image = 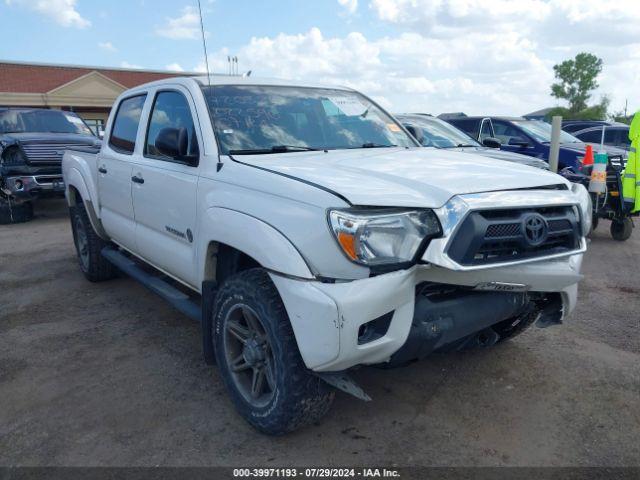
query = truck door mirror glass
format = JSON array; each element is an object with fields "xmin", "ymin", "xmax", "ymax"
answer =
[
  {"xmin": 482, "ymin": 137, "xmax": 501, "ymax": 149},
  {"xmin": 155, "ymin": 127, "xmax": 189, "ymax": 160}
]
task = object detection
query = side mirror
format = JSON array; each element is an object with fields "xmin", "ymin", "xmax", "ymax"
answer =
[
  {"xmin": 508, "ymin": 137, "xmax": 530, "ymax": 148},
  {"xmin": 155, "ymin": 127, "xmax": 189, "ymax": 160},
  {"xmin": 482, "ymin": 137, "xmax": 501, "ymax": 149},
  {"xmin": 404, "ymin": 124, "xmax": 425, "ymax": 145}
]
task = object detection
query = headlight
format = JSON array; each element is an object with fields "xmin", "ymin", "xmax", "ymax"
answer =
[
  {"xmin": 571, "ymin": 182, "xmax": 592, "ymax": 236},
  {"xmin": 328, "ymin": 208, "xmax": 442, "ymax": 266}
]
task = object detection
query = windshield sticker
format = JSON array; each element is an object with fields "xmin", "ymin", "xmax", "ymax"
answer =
[
  {"xmin": 223, "ymin": 129, "xmax": 234, "ymax": 134},
  {"xmin": 387, "ymin": 123, "xmax": 401, "ymax": 132},
  {"xmin": 326, "ymin": 96, "xmax": 368, "ymax": 116}
]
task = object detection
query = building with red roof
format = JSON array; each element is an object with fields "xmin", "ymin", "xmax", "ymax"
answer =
[{"xmin": 0, "ymin": 60, "xmax": 196, "ymax": 135}]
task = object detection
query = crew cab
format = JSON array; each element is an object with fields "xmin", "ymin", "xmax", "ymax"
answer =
[
  {"xmin": 62, "ymin": 76, "xmax": 591, "ymax": 435},
  {"xmin": 441, "ymin": 115, "xmax": 627, "ymax": 170},
  {"xmin": 0, "ymin": 108, "xmax": 99, "ymax": 224}
]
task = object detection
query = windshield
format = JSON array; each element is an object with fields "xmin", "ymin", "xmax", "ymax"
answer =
[
  {"xmin": 512, "ymin": 120, "xmax": 581, "ymax": 144},
  {"xmin": 203, "ymin": 85, "xmax": 416, "ymax": 154},
  {"xmin": 401, "ymin": 116, "xmax": 480, "ymax": 148},
  {"xmin": 0, "ymin": 110, "xmax": 93, "ymax": 135}
]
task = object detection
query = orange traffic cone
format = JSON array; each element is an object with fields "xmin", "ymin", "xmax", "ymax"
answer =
[{"xmin": 582, "ymin": 144, "xmax": 594, "ymax": 167}]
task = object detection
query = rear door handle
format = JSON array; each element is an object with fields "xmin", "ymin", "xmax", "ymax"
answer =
[
  {"xmin": 98, "ymin": 167, "xmax": 107, "ymax": 174},
  {"xmin": 131, "ymin": 175, "xmax": 145, "ymax": 184}
]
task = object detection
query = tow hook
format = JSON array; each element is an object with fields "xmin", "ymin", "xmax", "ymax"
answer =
[{"xmin": 314, "ymin": 372, "xmax": 372, "ymax": 402}]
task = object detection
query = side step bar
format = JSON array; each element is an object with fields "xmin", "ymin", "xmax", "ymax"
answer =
[{"xmin": 101, "ymin": 247, "xmax": 201, "ymax": 322}]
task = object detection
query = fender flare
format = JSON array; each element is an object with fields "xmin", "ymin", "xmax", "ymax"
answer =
[
  {"xmin": 65, "ymin": 167, "xmax": 109, "ymax": 241},
  {"xmin": 199, "ymin": 207, "xmax": 314, "ymax": 281}
]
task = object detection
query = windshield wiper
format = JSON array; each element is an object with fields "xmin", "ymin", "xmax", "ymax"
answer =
[
  {"xmin": 440, "ymin": 143, "xmax": 477, "ymax": 149},
  {"xmin": 362, "ymin": 142, "xmax": 397, "ymax": 148},
  {"xmin": 228, "ymin": 145, "xmax": 321, "ymax": 155}
]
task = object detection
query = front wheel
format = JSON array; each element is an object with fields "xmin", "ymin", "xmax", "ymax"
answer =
[
  {"xmin": 610, "ymin": 218, "xmax": 633, "ymax": 241},
  {"xmin": 213, "ymin": 268, "xmax": 334, "ymax": 435}
]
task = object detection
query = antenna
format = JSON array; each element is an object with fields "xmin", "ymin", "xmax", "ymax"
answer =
[{"xmin": 196, "ymin": 0, "xmax": 211, "ymax": 87}]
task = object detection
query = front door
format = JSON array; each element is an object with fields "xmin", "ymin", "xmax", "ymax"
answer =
[
  {"xmin": 131, "ymin": 88, "xmax": 201, "ymax": 288},
  {"xmin": 98, "ymin": 94, "xmax": 147, "ymax": 252}
]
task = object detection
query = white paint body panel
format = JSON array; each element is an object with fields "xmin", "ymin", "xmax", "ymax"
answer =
[{"xmin": 62, "ymin": 75, "xmax": 588, "ymax": 372}]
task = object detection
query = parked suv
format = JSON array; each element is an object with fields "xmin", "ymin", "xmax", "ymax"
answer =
[
  {"xmin": 572, "ymin": 125, "xmax": 631, "ymax": 151},
  {"xmin": 442, "ymin": 115, "xmax": 627, "ymax": 170},
  {"xmin": 397, "ymin": 114, "xmax": 548, "ymax": 169},
  {"xmin": 63, "ymin": 77, "xmax": 590, "ymax": 434},
  {"xmin": 0, "ymin": 108, "xmax": 99, "ymax": 224}
]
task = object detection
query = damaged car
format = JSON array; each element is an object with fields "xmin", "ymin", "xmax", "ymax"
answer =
[{"xmin": 0, "ymin": 108, "xmax": 99, "ymax": 224}]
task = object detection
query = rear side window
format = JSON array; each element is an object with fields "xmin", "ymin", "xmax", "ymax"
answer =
[
  {"xmin": 450, "ymin": 119, "xmax": 479, "ymax": 139},
  {"xmin": 109, "ymin": 94, "xmax": 147, "ymax": 154},
  {"xmin": 577, "ymin": 129, "xmax": 602, "ymax": 143}
]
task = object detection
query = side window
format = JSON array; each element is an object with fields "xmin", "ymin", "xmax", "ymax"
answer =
[
  {"xmin": 578, "ymin": 129, "xmax": 603, "ymax": 143},
  {"xmin": 493, "ymin": 121, "xmax": 527, "ymax": 145},
  {"xmin": 145, "ymin": 90, "xmax": 199, "ymax": 163},
  {"xmin": 450, "ymin": 119, "xmax": 479, "ymax": 139},
  {"xmin": 604, "ymin": 129, "xmax": 618, "ymax": 144},
  {"xmin": 109, "ymin": 94, "xmax": 147, "ymax": 154}
]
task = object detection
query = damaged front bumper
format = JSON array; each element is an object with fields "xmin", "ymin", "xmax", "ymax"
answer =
[
  {"xmin": 270, "ymin": 253, "xmax": 582, "ymax": 372},
  {"xmin": 2, "ymin": 174, "xmax": 65, "ymax": 199}
]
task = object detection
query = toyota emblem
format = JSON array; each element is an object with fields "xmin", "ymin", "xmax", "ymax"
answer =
[{"xmin": 522, "ymin": 214, "xmax": 548, "ymax": 246}]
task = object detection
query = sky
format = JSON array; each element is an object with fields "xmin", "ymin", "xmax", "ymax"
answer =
[{"xmin": 1, "ymin": 0, "xmax": 639, "ymax": 116}]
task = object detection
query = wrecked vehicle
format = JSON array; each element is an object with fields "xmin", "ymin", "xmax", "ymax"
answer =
[
  {"xmin": 62, "ymin": 76, "xmax": 590, "ymax": 435},
  {"xmin": 0, "ymin": 108, "xmax": 98, "ymax": 224}
]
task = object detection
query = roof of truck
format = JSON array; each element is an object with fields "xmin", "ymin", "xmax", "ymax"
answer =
[{"xmin": 131, "ymin": 75, "xmax": 355, "ymax": 92}]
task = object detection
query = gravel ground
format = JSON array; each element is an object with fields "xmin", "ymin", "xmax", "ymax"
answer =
[{"xmin": 0, "ymin": 199, "xmax": 638, "ymax": 467}]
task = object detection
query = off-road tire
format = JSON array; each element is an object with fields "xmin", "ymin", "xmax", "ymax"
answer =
[
  {"xmin": 0, "ymin": 199, "xmax": 33, "ymax": 225},
  {"xmin": 491, "ymin": 302, "xmax": 540, "ymax": 343},
  {"xmin": 610, "ymin": 218, "xmax": 633, "ymax": 241},
  {"xmin": 213, "ymin": 268, "xmax": 335, "ymax": 435},
  {"xmin": 70, "ymin": 202, "xmax": 116, "ymax": 282}
]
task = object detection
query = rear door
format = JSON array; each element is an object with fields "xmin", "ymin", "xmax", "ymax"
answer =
[
  {"xmin": 131, "ymin": 87, "xmax": 201, "ymax": 288},
  {"xmin": 98, "ymin": 94, "xmax": 147, "ymax": 252}
]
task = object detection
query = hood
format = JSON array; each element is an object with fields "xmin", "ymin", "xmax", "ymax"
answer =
[
  {"xmin": 561, "ymin": 142, "xmax": 627, "ymax": 157},
  {"xmin": 457, "ymin": 146, "xmax": 548, "ymax": 169},
  {"xmin": 1, "ymin": 132, "xmax": 97, "ymax": 144},
  {"xmin": 235, "ymin": 147, "xmax": 569, "ymax": 208}
]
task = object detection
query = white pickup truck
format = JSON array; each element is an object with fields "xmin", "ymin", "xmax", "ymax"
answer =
[{"xmin": 62, "ymin": 76, "xmax": 590, "ymax": 435}]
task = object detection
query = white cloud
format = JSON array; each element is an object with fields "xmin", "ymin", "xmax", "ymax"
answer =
[
  {"xmin": 120, "ymin": 61, "xmax": 143, "ymax": 69},
  {"xmin": 337, "ymin": 0, "xmax": 358, "ymax": 14},
  {"xmin": 165, "ymin": 63, "xmax": 185, "ymax": 72},
  {"xmin": 5, "ymin": 0, "xmax": 90, "ymax": 28},
  {"xmin": 156, "ymin": 6, "xmax": 202, "ymax": 40},
  {"xmin": 98, "ymin": 41, "xmax": 116, "ymax": 52},
  {"xmin": 192, "ymin": 0, "xmax": 640, "ymax": 116}
]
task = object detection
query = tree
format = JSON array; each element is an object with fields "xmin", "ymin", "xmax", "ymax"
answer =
[
  {"xmin": 546, "ymin": 96, "xmax": 610, "ymax": 122},
  {"xmin": 551, "ymin": 52, "xmax": 603, "ymax": 113}
]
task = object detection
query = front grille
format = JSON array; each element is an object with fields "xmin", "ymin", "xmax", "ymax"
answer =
[
  {"xmin": 21, "ymin": 142, "xmax": 94, "ymax": 165},
  {"xmin": 447, "ymin": 206, "xmax": 581, "ymax": 266}
]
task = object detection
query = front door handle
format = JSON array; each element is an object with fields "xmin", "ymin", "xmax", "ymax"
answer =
[
  {"xmin": 98, "ymin": 166, "xmax": 107, "ymax": 174},
  {"xmin": 131, "ymin": 175, "xmax": 145, "ymax": 184}
]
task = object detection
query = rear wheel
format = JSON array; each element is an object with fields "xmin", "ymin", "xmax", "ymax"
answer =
[
  {"xmin": 70, "ymin": 202, "xmax": 116, "ymax": 282},
  {"xmin": 0, "ymin": 198, "xmax": 33, "ymax": 225},
  {"xmin": 213, "ymin": 268, "xmax": 334, "ymax": 435},
  {"xmin": 610, "ymin": 218, "xmax": 633, "ymax": 241}
]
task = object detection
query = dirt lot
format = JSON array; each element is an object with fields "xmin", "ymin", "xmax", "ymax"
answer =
[{"xmin": 1, "ymin": 199, "xmax": 638, "ymax": 467}]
